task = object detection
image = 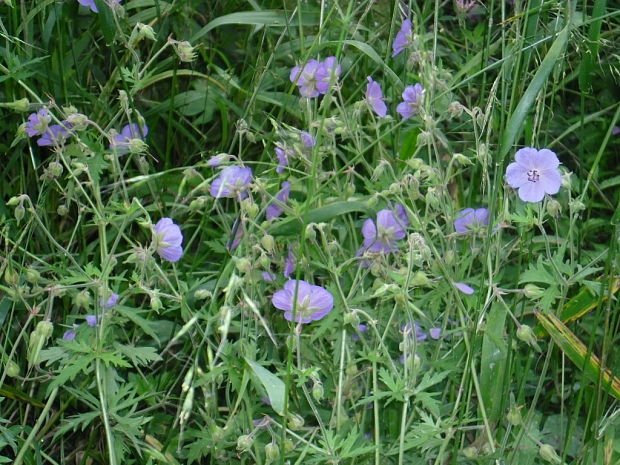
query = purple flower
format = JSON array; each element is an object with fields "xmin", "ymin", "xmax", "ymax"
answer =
[
  {"xmin": 37, "ymin": 123, "xmax": 71, "ymax": 146},
  {"xmin": 505, "ymin": 148, "xmax": 562, "ymax": 203},
  {"xmin": 290, "ymin": 59, "xmax": 325, "ymax": 98},
  {"xmin": 101, "ymin": 293, "xmax": 119, "ymax": 308},
  {"xmin": 352, "ymin": 323, "xmax": 368, "ymax": 341},
  {"xmin": 272, "ymin": 280, "xmax": 334, "ymax": 324},
  {"xmin": 396, "ymin": 84, "xmax": 424, "ymax": 120},
  {"xmin": 366, "ymin": 77, "xmax": 387, "ymax": 118},
  {"xmin": 429, "ymin": 328, "xmax": 442, "ymax": 339},
  {"xmin": 78, "ymin": 0, "xmax": 122, "ymax": 13},
  {"xmin": 453, "ymin": 282, "xmax": 474, "ymax": 295},
  {"xmin": 266, "ymin": 181, "xmax": 292, "ymax": 220},
  {"xmin": 393, "ymin": 203, "xmax": 409, "ymax": 227},
  {"xmin": 262, "ymin": 271, "xmax": 276, "ymax": 282},
  {"xmin": 316, "ymin": 57, "xmax": 341, "ymax": 95},
  {"xmin": 85, "ymin": 315, "xmax": 99, "ymax": 327},
  {"xmin": 454, "ymin": 208, "xmax": 489, "ymax": 234},
  {"xmin": 612, "ymin": 126, "xmax": 620, "ymax": 136},
  {"xmin": 153, "ymin": 218, "xmax": 183, "ymax": 262},
  {"xmin": 25, "ymin": 109, "xmax": 51, "ymax": 137},
  {"xmin": 392, "ymin": 18, "xmax": 413, "ymax": 57},
  {"xmin": 357, "ymin": 209, "xmax": 407, "ymax": 255},
  {"xmin": 300, "ymin": 131, "xmax": 316, "ymax": 147},
  {"xmin": 402, "ymin": 322, "xmax": 427, "ymax": 342},
  {"xmin": 109, "ymin": 123, "xmax": 149, "ymax": 155},
  {"xmin": 63, "ymin": 329, "xmax": 76, "ymax": 340},
  {"xmin": 207, "ymin": 154, "xmax": 230, "ymax": 167},
  {"xmin": 275, "ymin": 145, "xmax": 292, "ymax": 174},
  {"xmin": 455, "ymin": 0, "xmax": 476, "ymax": 14},
  {"xmin": 283, "ymin": 246, "xmax": 295, "ymax": 278},
  {"xmin": 210, "ymin": 166, "xmax": 253, "ymax": 199}
]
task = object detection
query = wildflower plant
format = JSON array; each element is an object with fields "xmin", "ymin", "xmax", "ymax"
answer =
[{"xmin": 1, "ymin": 2, "xmax": 618, "ymax": 465}]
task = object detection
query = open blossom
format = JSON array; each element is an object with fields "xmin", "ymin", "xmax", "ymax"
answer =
[
  {"xmin": 454, "ymin": 208, "xmax": 489, "ymax": 233},
  {"xmin": 153, "ymin": 218, "xmax": 183, "ymax": 262},
  {"xmin": 266, "ymin": 181, "xmax": 292, "ymax": 220},
  {"xmin": 25, "ymin": 109, "xmax": 51, "ymax": 137},
  {"xmin": 357, "ymin": 209, "xmax": 407, "ymax": 255},
  {"xmin": 109, "ymin": 123, "xmax": 149, "ymax": 155},
  {"xmin": 78, "ymin": 0, "xmax": 122, "ymax": 13},
  {"xmin": 101, "ymin": 293, "xmax": 119, "ymax": 308},
  {"xmin": 316, "ymin": 56, "xmax": 341, "ymax": 94},
  {"xmin": 272, "ymin": 280, "xmax": 334, "ymax": 324},
  {"xmin": 290, "ymin": 59, "xmax": 325, "ymax": 98},
  {"xmin": 37, "ymin": 123, "xmax": 72, "ymax": 147},
  {"xmin": 290, "ymin": 57, "xmax": 340, "ymax": 97},
  {"xmin": 392, "ymin": 18, "xmax": 413, "ymax": 57},
  {"xmin": 505, "ymin": 148, "xmax": 561, "ymax": 203},
  {"xmin": 366, "ymin": 77, "xmax": 387, "ymax": 118},
  {"xmin": 210, "ymin": 166, "xmax": 253, "ymax": 199},
  {"xmin": 396, "ymin": 84, "xmax": 424, "ymax": 120}
]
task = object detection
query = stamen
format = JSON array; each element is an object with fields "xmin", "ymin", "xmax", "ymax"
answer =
[{"xmin": 527, "ymin": 169, "xmax": 540, "ymax": 183}]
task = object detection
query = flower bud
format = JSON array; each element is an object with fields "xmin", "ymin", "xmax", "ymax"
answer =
[
  {"xmin": 7, "ymin": 98, "xmax": 30, "ymax": 112},
  {"xmin": 182, "ymin": 367, "xmax": 194, "ymax": 392},
  {"xmin": 516, "ymin": 324, "xmax": 541, "ymax": 352},
  {"xmin": 57, "ymin": 204, "xmax": 68, "ymax": 216},
  {"xmin": 241, "ymin": 198, "xmax": 259, "ymax": 218},
  {"xmin": 234, "ymin": 257, "xmax": 252, "ymax": 274},
  {"xmin": 150, "ymin": 294, "xmax": 162, "ymax": 311},
  {"xmin": 283, "ymin": 439, "xmax": 294, "ymax": 453},
  {"xmin": 4, "ymin": 268, "xmax": 19, "ymax": 286},
  {"xmin": 5, "ymin": 359, "xmax": 20, "ymax": 378},
  {"xmin": 25, "ymin": 268, "xmax": 41, "ymax": 284},
  {"xmin": 7, "ymin": 195, "xmax": 22, "ymax": 207},
  {"xmin": 175, "ymin": 41, "xmax": 196, "ymax": 63},
  {"xmin": 74, "ymin": 290, "xmax": 91, "ymax": 309},
  {"xmin": 452, "ymin": 153, "xmax": 472, "ymax": 166},
  {"xmin": 128, "ymin": 138, "xmax": 148, "ymax": 155},
  {"xmin": 304, "ymin": 223, "xmax": 317, "ymax": 241},
  {"xmin": 189, "ymin": 197, "xmax": 207, "ymax": 211},
  {"xmin": 506, "ymin": 406, "xmax": 522, "ymax": 426},
  {"xmin": 312, "ymin": 381, "xmax": 324, "ymax": 402},
  {"xmin": 14, "ymin": 203, "xmax": 25, "ymax": 223},
  {"xmin": 448, "ymin": 101, "xmax": 464, "ymax": 118},
  {"xmin": 546, "ymin": 198, "xmax": 562, "ymax": 217},
  {"xmin": 137, "ymin": 23, "xmax": 156, "ymax": 41},
  {"xmin": 264, "ymin": 442, "xmax": 279, "ymax": 464},
  {"xmin": 236, "ymin": 434, "xmax": 253, "ymax": 452},
  {"xmin": 539, "ymin": 444, "xmax": 561, "ymax": 464},
  {"xmin": 462, "ymin": 446, "xmax": 477, "ymax": 458},
  {"xmin": 118, "ymin": 90, "xmax": 129, "ymax": 111},
  {"xmin": 287, "ymin": 413, "xmax": 304, "ymax": 430},
  {"xmin": 260, "ymin": 234, "xmax": 275, "ymax": 253},
  {"xmin": 194, "ymin": 289, "xmax": 211, "ymax": 300},
  {"xmin": 523, "ymin": 283, "xmax": 544, "ymax": 299},
  {"xmin": 65, "ymin": 113, "xmax": 89, "ymax": 131},
  {"xmin": 343, "ymin": 312, "xmax": 359, "ymax": 326},
  {"xmin": 179, "ymin": 387, "xmax": 194, "ymax": 424},
  {"xmin": 47, "ymin": 161, "xmax": 64, "ymax": 178},
  {"xmin": 569, "ymin": 199, "xmax": 585, "ymax": 213},
  {"xmin": 410, "ymin": 271, "xmax": 431, "ymax": 287}
]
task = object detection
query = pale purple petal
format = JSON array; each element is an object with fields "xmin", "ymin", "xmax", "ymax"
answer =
[
  {"xmin": 210, "ymin": 166, "xmax": 253, "ymax": 199},
  {"xmin": 429, "ymin": 328, "xmax": 442, "ymax": 339},
  {"xmin": 537, "ymin": 149, "xmax": 560, "ymax": 170},
  {"xmin": 392, "ymin": 18, "xmax": 412, "ymax": 57},
  {"xmin": 283, "ymin": 247, "xmax": 295, "ymax": 278},
  {"xmin": 505, "ymin": 162, "xmax": 528, "ymax": 188},
  {"xmin": 300, "ymin": 131, "xmax": 316, "ymax": 147},
  {"xmin": 361, "ymin": 218, "xmax": 377, "ymax": 241},
  {"xmin": 518, "ymin": 182, "xmax": 545, "ymax": 203},
  {"xmin": 366, "ymin": 77, "xmax": 388, "ymax": 118},
  {"xmin": 154, "ymin": 217, "xmax": 183, "ymax": 262},
  {"xmin": 454, "ymin": 208, "xmax": 475, "ymax": 233},
  {"xmin": 102, "ymin": 293, "xmax": 119, "ymax": 308},
  {"xmin": 272, "ymin": 289, "xmax": 293, "ymax": 311},
  {"xmin": 266, "ymin": 181, "xmax": 292, "ymax": 220},
  {"xmin": 63, "ymin": 329, "xmax": 76, "ymax": 340},
  {"xmin": 85, "ymin": 315, "xmax": 98, "ymax": 327},
  {"xmin": 540, "ymin": 168, "xmax": 562, "ymax": 194},
  {"xmin": 453, "ymin": 282, "xmax": 474, "ymax": 295},
  {"xmin": 262, "ymin": 271, "xmax": 276, "ymax": 282}
]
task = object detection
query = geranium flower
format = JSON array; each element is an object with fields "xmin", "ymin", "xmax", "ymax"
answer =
[
  {"xmin": 109, "ymin": 123, "xmax": 149, "ymax": 155},
  {"xmin": 283, "ymin": 246, "xmax": 295, "ymax": 278},
  {"xmin": 85, "ymin": 315, "xmax": 99, "ymax": 327},
  {"xmin": 25, "ymin": 109, "xmax": 51, "ymax": 137},
  {"xmin": 300, "ymin": 131, "xmax": 316, "ymax": 147},
  {"xmin": 454, "ymin": 208, "xmax": 489, "ymax": 233},
  {"xmin": 37, "ymin": 123, "xmax": 72, "ymax": 147},
  {"xmin": 272, "ymin": 280, "xmax": 334, "ymax": 324},
  {"xmin": 453, "ymin": 282, "xmax": 474, "ymax": 295},
  {"xmin": 207, "ymin": 153, "xmax": 230, "ymax": 167},
  {"xmin": 290, "ymin": 59, "xmax": 325, "ymax": 98},
  {"xmin": 275, "ymin": 145, "xmax": 293, "ymax": 173},
  {"xmin": 101, "ymin": 293, "xmax": 119, "ymax": 308},
  {"xmin": 392, "ymin": 18, "xmax": 413, "ymax": 57},
  {"xmin": 505, "ymin": 147, "xmax": 562, "ymax": 203},
  {"xmin": 316, "ymin": 56, "xmax": 341, "ymax": 94},
  {"xmin": 357, "ymin": 209, "xmax": 407, "ymax": 255},
  {"xmin": 210, "ymin": 166, "xmax": 253, "ymax": 199},
  {"xmin": 266, "ymin": 181, "xmax": 291, "ymax": 220},
  {"xmin": 396, "ymin": 84, "xmax": 424, "ymax": 120},
  {"xmin": 366, "ymin": 77, "xmax": 387, "ymax": 118},
  {"xmin": 78, "ymin": 0, "xmax": 121, "ymax": 13},
  {"xmin": 153, "ymin": 218, "xmax": 183, "ymax": 262}
]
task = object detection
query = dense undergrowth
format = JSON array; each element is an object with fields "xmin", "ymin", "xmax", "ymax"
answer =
[{"xmin": 1, "ymin": 0, "xmax": 620, "ymax": 464}]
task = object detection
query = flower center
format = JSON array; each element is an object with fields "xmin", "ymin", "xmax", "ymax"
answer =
[
  {"xmin": 378, "ymin": 226, "xmax": 394, "ymax": 244},
  {"xmin": 527, "ymin": 169, "xmax": 540, "ymax": 183}
]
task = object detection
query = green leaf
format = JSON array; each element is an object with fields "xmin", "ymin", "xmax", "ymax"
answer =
[
  {"xmin": 245, "ymin": 358, "xmax": 285, "ymax": 415},
  {"xmin": 479, "ymin": 303, "xmax": 508, "ymax": 423},
  {"xmin": 94, "ymin": 0, "xmax": 117, "ymax": 44},
  {"xmin": 268, "ymin": 200, "xmax": 371, "ymax": 236},
  {"xmin": 114, "ymin": 344, "xmax": 162, "ymax": 367}
]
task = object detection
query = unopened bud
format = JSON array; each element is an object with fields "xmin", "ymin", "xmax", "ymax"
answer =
[
  {"xmin": 546, "ymin": 198, "xmax": 562, "ymax": 217},
  {"xmin": 448, "ymin": 101, "xmax": 464, "ymax": 118},
  {"xmin": 189, "ymin": 197, "xmax": 207, "ymax": 211},
  {"xmin": 234, "ymin": 257, "xmax": 252, "ymax": 274},
  {"xmin": 47, "ymin": 161, "xmax": 64, "ymax": 178},
  {"xmin": 264, "ymin": 442, "xmax": 279, "ymax": 464},
  {"xmin": 175, "ymin": 41, "xmax": 196, "ymax": 63},
  {"xmin": 240, "ymin": 198, "xmax": 258, "ymax": 218},
  {"xmin": 516, "ymin": 324, "xmax": 541, "ymax": 352},
  {"xmin": 260, "ymin": 234, "xmax": 275, "ymax": 253},
  {"xmin": 343, "ymin": 312, "xmax": 360, "ymax": 326},
  {"xmin": 65, "ymin": 113, "xmax": 89, "ymax": 131},
  {"xmin": 236, "ymin": 434, "xmax": 253, "ymax": 452},
  {"xmin": 287, "ymin": 413, "xmax": 304, "ymax": 430},
  {"xmin": 128, "ymin": 138, "xmax": 148, "ymax": 154},
  {"xmin": 462, "ymin": 446, "xmax": 478, "ymax": 458},
  {"xmin": 452, "ymin": 153, "xmax": 472, "ymax": 166},
  {"xmin": 507, "ymin": 405, "xmax": 522, "ymax": 426},
  {"xmin": 14, "ymin": 203, "xmax": 25, "ymax": 223},
  {"xmin": 539, "ymin": 444, "xmax": 561, "ymax": 464},
  {"xmin": 150, "ymin": 294, "xmax": 162, "ymax": 311},
  {"xmin": 25, "ymin": 268, "xmax": 41, "ymax": 284},
  {"xmin": 569, "ymin": 199, "xmax": 585, "ymax": 213},
  {"xmin": 7, "ymin": 98, "xmax": 30, "ymax": 112},
  {"xmin": 74, "ymin": 290, "xmax": 91, "ymax": 309},
  {"xmin": 5, "ymin": 359, "xmax": 20, "ymax": 378},
  {"xmin": 57, "ymin": 204, "xmax": 68, "ymax": 216},
  {"xmin": 304, "ymin": 223, "xmax": 317, "ymax": 241},
  {"xmin": 4, "ymin": 268, "xmax": 19, "ymax": 286},
  {"xmin": 194, "ymin": 289, "xmax": 211, "ymax": 300},
  {"xmin": 523, "ymin": 283, "xmax": 544, "ymax": 299},
  {"xmin": 312, "ymin": 381, "xmax": 324, "ymax": 402},
  {"xmin": 410, "ymin": 271, "xmax": 431, "ymax": 287},
  {"xmin": 137, "ymin": 23, "xmax": 156, "ymax": 41}
]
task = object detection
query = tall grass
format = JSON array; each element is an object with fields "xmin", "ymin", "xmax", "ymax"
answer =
[{"xmin": 1, "ymin": 0, "xmax": 619, "ymax": 464}]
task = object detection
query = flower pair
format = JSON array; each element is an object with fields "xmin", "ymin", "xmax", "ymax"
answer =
[{"xmin": 364, "ymin": 79, "xmax": 424, "ymax": 120}]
